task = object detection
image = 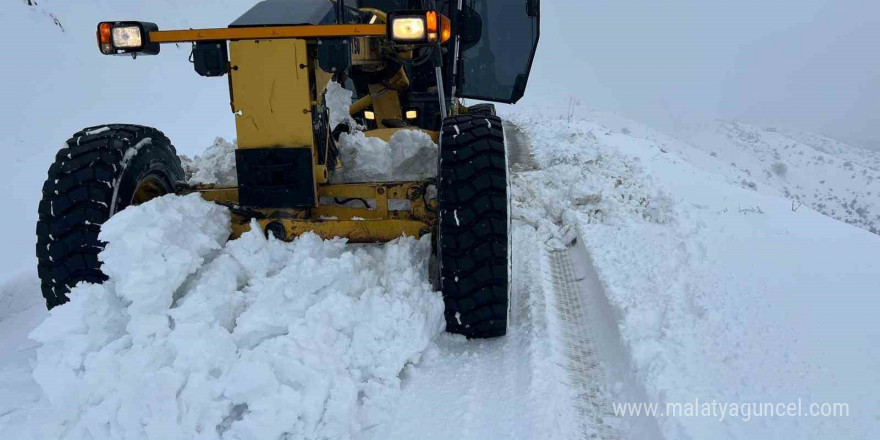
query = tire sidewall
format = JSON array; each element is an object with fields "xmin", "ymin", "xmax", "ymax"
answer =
[{"xmin": 112, "ymin": 140, "xmax": 181, "ymax": 215}]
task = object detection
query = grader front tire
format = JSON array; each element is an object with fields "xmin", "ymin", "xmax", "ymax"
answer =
[
  {"xmin": 36, "ymin": 125, "xmax": 184, "ymax": 309},
  {"xmin": 437, "ymin": 114, "xmax": 510, "ymax": 339}
]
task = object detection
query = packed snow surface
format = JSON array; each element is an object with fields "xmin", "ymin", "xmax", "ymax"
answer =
[
  {"xmin": 333, "ymin": 130, "xmax": 438, "ymax": 183},
  {"xmin": 11, "ymin": 194, "xmax": 444, "ymax": 440}
]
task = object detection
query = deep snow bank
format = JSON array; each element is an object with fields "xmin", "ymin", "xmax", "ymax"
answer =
[
  {"xmin": 17, "ymin": 194, "xmax": 444, "ymax": 440},
  {"xmin": 0, "ymin": 273, "xmax": 45, "ymax": 434}
]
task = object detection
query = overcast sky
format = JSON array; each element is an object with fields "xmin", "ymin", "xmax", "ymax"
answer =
[{"xmin": 523, "ymin": 0, "xmax": 880, "ymax": 143}]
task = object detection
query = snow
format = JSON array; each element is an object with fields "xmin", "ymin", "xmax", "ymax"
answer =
[
  {"xmin": 182, "ymin": 137, "xmax": 238, "ymax": 186},
  {"xmin": 504, "ymin": 106, "xmax": 880, "ymax": 439},
  {"xmin": 85, "ymin": 126, "xmax": 110, "ymax": 136},
  {"xmin": 0, "ymin": 273, "xmax": 45, "ymax": 434},
  {"xmin": 370, "ymin": 224, "xmax": 582, "ymax": 440},
  {"xmin": 2, "ymin": 106, "xmax": 879, "ymax": 439},
  {"xmin": 333, "ymin": 130, "xmax": 438, "ymax": 183},
  {"xmin": 326, "ymin": 80, "xmax": 357, "ymax": 130},
  {"xmin": 6, "ymin": 194, "xmax": 444, "ymax": 440},
  {"xmin": 0, "ymin": 0, "xmax": 246, "ymax": 276},
  {"xmin": 2, "ymin": 2, "xmax": 879, "ymax": 438},
  {"xmin": 177, "ymin": 94, "xmax": 440, "ymax": 187},
  {"xmin": 670, "ymin": 120, "xmax": 880, "ymax": 234}
]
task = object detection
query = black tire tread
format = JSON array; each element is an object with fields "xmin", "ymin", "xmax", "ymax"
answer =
[
  {"xmin": 467, "ymin": 103, "xmax": 497, "ymax": 116},
  {"xmin": 438, "ymin": 114, "xmax": 509, "ymax": 338},
  {"xmin": 36, "ymin": 124, "xmax": 183, "ymax": 309}
]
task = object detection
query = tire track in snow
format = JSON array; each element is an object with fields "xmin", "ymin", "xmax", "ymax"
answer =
[
  {"xmin": 370, "ymin": 222, "xmax": 580, "ymax": 440},
  {"xmin": 546, "ymin": 239, "xmax": 664, "ymax": 440},
  {"xmin": 367, "ymin": 124, "xmax": 582, "ymax": 440},
  {"xmin": 548, "ymin": 245, "xmax": 625, "ymax": 439},
  {"xmin": 507, "ymin": 121, "xmax": 661, "ymax": 439}
]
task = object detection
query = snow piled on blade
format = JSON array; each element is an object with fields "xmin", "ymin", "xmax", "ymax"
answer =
[
  {"xmin": 326, "ymin": 80, "xmax": 356, "ymax": 130},
  {"xmin": 333, "ymin": 130, "xmax": 438, "ymax": 183},
  {"xmin": 21, "ymin": 194, "xmax": 444, "ymax": 440},
  {"xmin": 181, "ymin": 137, "xmax": 238, "ymax": 186}
]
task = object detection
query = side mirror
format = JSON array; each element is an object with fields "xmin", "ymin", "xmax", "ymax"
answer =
[{"xmin": 527, "ymin": 0, "xmax": 540, "ymax": 18}]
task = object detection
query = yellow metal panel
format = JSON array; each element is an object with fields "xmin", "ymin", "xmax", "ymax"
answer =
[
  {"xmin": 192, "ymin": 186, "xmax": 239, "ymax": 204},
  {"xmin": 190, "ymin": 181, "xmax": 437, "ymax": 243},
  {"xmin": 149, "ymin": 24, "xmax": 386, "ymax": 44},
  {"xmin": 350, "ymin": 94, "xmax": 373, "ymax": 115},
  {"xmin": 315, "ymin": 68, "xmax": 335, "ymax": 106},
  {"xmin": 317, "ymin": 182, "xmax": 424, "ymax": 199},
  {"xmin": 232, "ymin": 218, "xmax": 432, "ymax": 243},
  {"xmin": 230, "ymin": 39, "xmax": 314, "ymax": 150},
  {"xmin": 193, "ymin": 182, "xmax": 433, "ymax": 205},
  {"xmin": 315, "ymin": 205, "xmax": 383, "ymax": 220},
  {"xmin": 368, "ymin": 84, "xmax": 402, "ymax": 127}
]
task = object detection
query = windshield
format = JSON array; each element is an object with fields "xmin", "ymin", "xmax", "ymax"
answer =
[{"xmin": 458, "ymin": 0, "xmax": 539, "ymax": 103}]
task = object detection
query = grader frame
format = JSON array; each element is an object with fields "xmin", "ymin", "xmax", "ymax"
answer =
[{"xmin": 146, "ymin": 22, "xmax": 439, "ymax": 242}]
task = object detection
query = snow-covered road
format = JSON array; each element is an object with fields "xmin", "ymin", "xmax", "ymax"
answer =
[
  {"xmin": 369, "ymin": 124, "xmax": 591, "ymax": 438},
  {"xmin": 368, "ymin": 223, "xmax": 578, "ymax": 440}
]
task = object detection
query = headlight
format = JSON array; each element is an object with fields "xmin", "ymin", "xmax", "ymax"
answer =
[
  {"xmin": 97, "ymin": 21, "xmax": 160, "ymax": 56},
  {"xmin": 387, "ymin": 11, "xmax": 452, "ymax": 44},
  {"xmin": 391, "ymin": 17, "xmax": 426, "ymax": 41},
  {"xmin": 112, "ymin": 26, "xmax": 143, "ymax": 49}
]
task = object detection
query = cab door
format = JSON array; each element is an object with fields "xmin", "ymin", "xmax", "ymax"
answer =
[{"xmin": 457, "ymin": 0, "xmax": 540, "ymax": 104}]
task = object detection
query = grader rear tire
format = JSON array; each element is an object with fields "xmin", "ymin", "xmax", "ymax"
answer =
[
  {"xmin": 437, "ymin": 114, "xmax": 509, "ymax": 338},
  {"xmin": 36, "ymin": 125, "xmax": 184, "ymax": 309}
]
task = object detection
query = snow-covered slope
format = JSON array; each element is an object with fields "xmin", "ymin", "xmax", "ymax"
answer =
[
  {"xmin": 672, "ymin": 120, "xmax": 880, "ymax": 234},
  {"xmin": 1, "ymin": 0, "xmax": 244, "ymax": 276},
  {"xmin": 504, "ymin": 107, "xmax": 880, "ymax": 439}
]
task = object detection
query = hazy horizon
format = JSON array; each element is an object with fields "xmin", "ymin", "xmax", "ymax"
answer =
[{"xmin": 520, "ymin": 0, "xmax": 880, "ymax": 146}]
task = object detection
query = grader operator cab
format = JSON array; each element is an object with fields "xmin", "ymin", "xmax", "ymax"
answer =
[{"xmin": 37, "ymin": 0, "xmax": 539, "ymax": 339}]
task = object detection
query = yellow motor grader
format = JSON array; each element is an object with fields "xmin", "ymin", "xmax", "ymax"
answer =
[{"xmin": 36, "ymin": 0, "xmax": 539, "ymax": 338}]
